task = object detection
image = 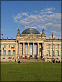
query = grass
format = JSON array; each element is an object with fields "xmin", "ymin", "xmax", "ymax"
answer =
[{"xmin": 1, "ymin": 62, "xmax": 61, "ymax": 81}]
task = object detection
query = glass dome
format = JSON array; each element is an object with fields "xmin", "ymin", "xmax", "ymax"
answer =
[{"xmin": 21, "ymin": 28, "xmax": 40, "ymax": 34}]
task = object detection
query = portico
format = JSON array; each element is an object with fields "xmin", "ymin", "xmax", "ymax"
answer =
[{"xmin": 18, "ymin": 42, "xmax": 43, "ymax": 58}]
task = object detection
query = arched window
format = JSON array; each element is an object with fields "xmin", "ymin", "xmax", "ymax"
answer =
[
  {"xmin": 4, "ymin": 50, "xmax": 6, "ymax": 56},
  {"xmin": 13, "ymin": 50, "xmax": 15, "ymax": 56},
  {"xmin": 8, "ymin": 50, "xmax": 11, "ymax": 55},
  {"xmin": 56, "ymin": 50, "xmax": 59, "ymax": 56},
  {"xmin": 47, "ymin": 50, "xmax": 49, "ymax": 56}
]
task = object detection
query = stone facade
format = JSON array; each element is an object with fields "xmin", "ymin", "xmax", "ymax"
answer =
[{"xmin": 0, "ymin": 28, "xmax": 62, "ymax": 62}]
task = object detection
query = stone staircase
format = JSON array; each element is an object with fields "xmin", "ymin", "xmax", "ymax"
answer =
[{"xmin": 19, "ymin": 59, "xmax": 45, "ymax": 62}]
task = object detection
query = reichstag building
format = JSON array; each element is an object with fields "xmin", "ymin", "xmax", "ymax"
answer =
[{"xmin": 0, "ymin": 28, "xmax": 61, "ymax": 62}]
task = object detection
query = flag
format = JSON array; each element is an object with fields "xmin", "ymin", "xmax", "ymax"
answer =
[
  {"xmin": 1, "ymin": 34, "xmax": 3, "ymax": 36},
  {"xmin": 52, "ymin": 33, "xmax": 53, "ymax": 39},
  {"xmin": 11, "ymin": 47, "xmax": 14, "ymax": 50}
]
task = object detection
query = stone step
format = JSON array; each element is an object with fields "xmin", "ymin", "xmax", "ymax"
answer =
[{"xmin": 19, "ymin": 59, "xmax": 45, "ymax": 62}]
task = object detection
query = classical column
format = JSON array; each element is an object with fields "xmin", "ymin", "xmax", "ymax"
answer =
[
  {"xmin": 16, "ymin": 42, "xmax": 18, "ymax": 61},
  {"xmin": 28, "ymin": 43, "xmax": 29, "ymax": 58},
  {"xmin": 23, "ymin": 43, "xmax": 25, "ymax": 57},
  {"xmin": 50, "ymin": 44, "xmax": 51, "ymax": 56},
  {"xmin": 37, "ymin": 43, "xmax": 39, "ymax": 58},
  {"xmin": 33, "ymin": 43, "xmax": 34, "ymax": 58},
  {"xmin": 19, "ymin": 43, "xmax": 21, "ymax": 57},
  {"xmin": 54, "ymin": 44, "xmax": 55, "ymax": 57},
  {"xmin": 42, "ymin": 43, "xmax": 45, "ymax": 58},
  {"xmin": 1, "ymin": 45, "xmax": 3, "ymax": 56},
  {"xmin": 6, "ymin": 44, "xmax": 8, "ymax": 56},
  {"xmin": 49, "ymin": 44, "xmax": 50, "ymax": 56},
  {"xmin": 58, "ymin": 44, "xmax": 60, "ymax": 56}
]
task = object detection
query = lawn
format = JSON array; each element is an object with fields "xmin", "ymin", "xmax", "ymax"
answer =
[{"xmin": 1, "ymin": 62, "xmax": 61, "ymax": 81}]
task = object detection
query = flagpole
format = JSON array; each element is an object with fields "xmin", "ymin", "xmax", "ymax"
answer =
[
  {"xmin": 52, "ymin": 37, "xmax": 53, "ymax": 62},
  {"xmin": 52, "ymin": 33, "xmax": 53, "ymax": 62},
  {"xmin": 17, "ymin": 40, "xmax": 19, "ymax": 60}
]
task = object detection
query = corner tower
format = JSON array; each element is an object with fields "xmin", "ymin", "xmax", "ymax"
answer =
[
  {"xmin": 17, "ymin": 28, "xmax": 20, "ymax": 37},
  {"xmin": 41, "ymin": 28, "xmax": 46, "ymax": 40}
]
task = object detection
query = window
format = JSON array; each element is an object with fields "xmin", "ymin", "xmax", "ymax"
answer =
[
  {"xmin": 2, "ymin": 58, "xmax": 5, "ymax": 59},
  {"xmin": 47, "ymin": 50, "xmax": 49, "ymax": 56},
  {"xmin": 13, "ymin": 45, "xmax": 15, "ymax": 48},
  {"xmin": 56, "ymin": 45, "xmax": 58, "ymax": 48},
  {"xmin": 61, "ymin": 45, "xmax": 62, "ymax": 49},
  {"xmin": 61, "ymin": 50, "xmax": 62, "ymax": 56},
  {"xmin": 8, "ymin": 57, "xmax": 12, "ymax": 59},
  {"xmin": 56, "ymin": 50, "xmax": 59, "ymax": 56},
  {"xmin": 4, "ymin": 45, "xmax": 6, "ymax": 48},
  {"xmin": 13, "ymin": 50, "xmax": 15, "ymax": 55},
  {"xmin": 0, "ymin": 44, "xmax": 1, "ymax": 48},
  {"xmin": 4, "ymin": 50, "xmax": 6, "ymax": 55},
  {"xmin": 47, "ymin": 44, "xmax": 49, "ymax": 48},
  {"xmin": 9, "ymin": 45, "xmax": 10, "ymax": 48},
  {"xmin": 8, "ymin": 50, "xmax": 11, "ymax": 55},
  {"xmin": 0, "ymin": 50, "xmax": 1, "ymax": 56}
]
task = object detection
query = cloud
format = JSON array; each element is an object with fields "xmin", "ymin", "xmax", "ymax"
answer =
[
  {"xmin": 13, "ymin": 7, "xmax": 61, "ymax": 39},
  {"xmin": 13, "ymin": 13, "xmax": 22, "ymax": 23},
  {"xmin": 22, "ymin": 12, "xmax": 28, "ymax": 16}
]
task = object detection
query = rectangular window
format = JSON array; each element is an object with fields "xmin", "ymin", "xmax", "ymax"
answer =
[
  {"xmin": 47, "ymin": 50, "xmax": 49, "ymax": 56},
  {"xmin": 9, "ymin": 45, "xmax": 10, "ymax": 48},
  {"xmin": 13, "ymin": 45, "xmax": 15, "ymax": 48},
  {"xmin": 13, "ymin": 50, "xmax": 15, "ymax": 55},
  {"xmin": 4, "ymin": 45, "xmax": 6, "ymax": 48},
  {"xmin": 8, "ymin": 50, "xmax": 11, "ymax": 55},
  {"xmin": 47, "ymin": 44, "xmax": 49, "ymax": 48},
  {"xmin": 56, "ymin": 50, "xmax": 59, "ymax": 56},
  {"xmin": 4, "ymin": 50, "xmax": 6, "ymax": 56},
  {"xmin": 61, "ymin": 50, "xmax": 62, "ymax": 56},
  {"xmin": 0, "ymin": 50, "xmax": 1, "ymax": 56},
  {"xmin": 0, "ymin": 44, "xmax": 1, "ymax": 48},
  {"xmin": 56, "ymin": 45, "xmax": 58, "ymax": 48}
]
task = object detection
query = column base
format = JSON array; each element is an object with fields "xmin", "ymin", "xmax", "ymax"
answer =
[
  {"xmin": 23, "ymin": 55, "xmax": 25, "ymax": 57},
  {"xmin": 37, "ymin": 55, "xmax": 39, "ymax": 59},
  {"xmin": 33, "ymin": 55, "xmax": 34, "ymax": 58},
  {"xmin": 27, "ymin": 55, "xmax": 29, "ymax": 58}
]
